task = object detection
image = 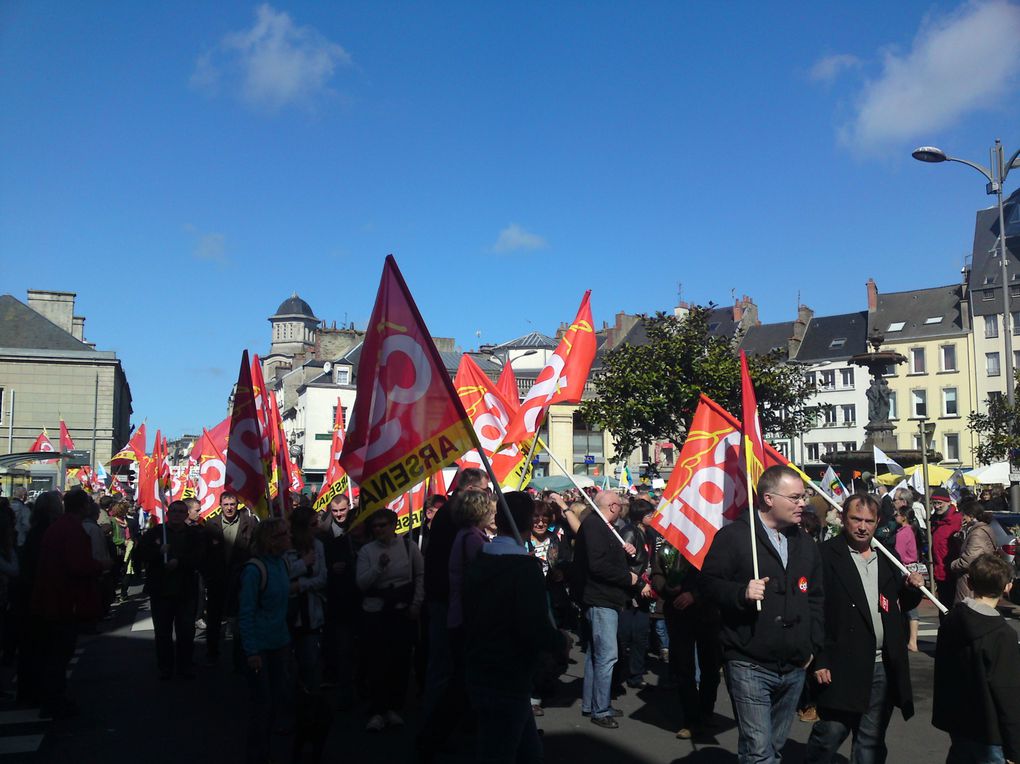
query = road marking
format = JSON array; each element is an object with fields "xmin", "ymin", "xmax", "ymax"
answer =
[
  {"xmin": 132, "ymin": 616, "xmax": 154, "ymax": 632},
  {"xmin": 0, "ymin": 710, "xmax": 49, "ymax": 725},
  {"xmin": 0, "ymin": 734, "xmax": 44, "ymax": 753},
  {"xmin": 917, "ymin": 629, "xmax": 939, "ymax": 637}
]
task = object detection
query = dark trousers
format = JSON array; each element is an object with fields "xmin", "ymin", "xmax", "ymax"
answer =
[
  {"xmin": 151, "ymin": 594, "xmax": 198, "ymax": 674},
  {"xmin": 361, "ymin": 609, "xmax": 414, "ymax": 715},
  {"xmin": 205, "ymin": 580, "xmax": 226, "ymax": 656},
  {"xmin": 667, "ymin": 611, "xmax": 722, "ymax": 728},
  {"xmin": 935, "ymin": 579, "xmax": 955, "ymax": 621},
  {"xmin": 246, "ymin": 646, "xmax": 289, "ymax": 764},
  {"xmin": 468, "ymin": 684, "xmax": 542, "ymax": 764},
  {"xmin": 39, "ymin": 619, "xmax": 77, "ymax": 714},
  {"xmin": 806, "ymin": 662, "xmax": 894, "ymax": 764},
  {"xmin": 617, "ymin": 606, "xmax": 650, "ymax": 685},
  {"xmin": 418, "ymin": 626, "xmax": 468, "ymax": 752}
]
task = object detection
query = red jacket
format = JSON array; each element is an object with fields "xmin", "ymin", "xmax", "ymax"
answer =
[
  {"xmin": 931, "ymin": 507, "xmax": 962, "ymax": 583},
  {"xmin": 31, "ymin": 514, "xmax": 104, "ymax": 622}
]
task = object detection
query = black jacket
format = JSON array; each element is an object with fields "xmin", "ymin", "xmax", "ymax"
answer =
[
  {"xmin": 137, "ymin": 524, "xmax": 206, "ymax": 599},
  {"xmin": 202, "ymin": 513, "xmax": 257, "ymax": 584},
  {"xmin": 574, "ymin": 512, "xmax": 632, "ymax": 610},
  {"xmin": 464, "ymin": 550, "xmax": 564, "ymax": 696},
  {"xmin": 813, "ymin": 537, "xmax": 919, "ymax": 718},
  {"xmin": 700, "ymin": 511, "xmax": 823, "ymax": 673},
  {"xmin": 933, "ymin": 602, "xmax": 1020, "ymax": 760}
]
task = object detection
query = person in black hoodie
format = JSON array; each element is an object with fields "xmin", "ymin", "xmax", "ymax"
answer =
[
  {"xmin": 463, "ymin": 491, "xmax": 564, "ymax": 764},
  {"xmin": 700, "ymin": 465, "xmax": 824, "ymax": 763},
  {"xmin": 933, "ymin": 553, "xmax": 1020, "ymax": 764}
]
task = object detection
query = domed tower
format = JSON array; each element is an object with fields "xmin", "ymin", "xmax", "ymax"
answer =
[{"xmin": 268, "ymin": 292, "xmax": 320, "ymax": 358}]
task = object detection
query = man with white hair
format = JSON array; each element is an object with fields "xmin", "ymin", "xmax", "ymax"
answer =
[{"xmin": 575, "ymin": 490, "xmax": 638, "ymax": 729}]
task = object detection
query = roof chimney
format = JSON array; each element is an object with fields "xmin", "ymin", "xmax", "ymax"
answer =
[
  {"xmin": 867, "ymin": 278, "xmax": 879, "ymax": 312},
  {"xmin": 72, "ymin": 316, "xmax": 85, "ymax": 341},
  {"xmin": 26, "ymin": 290, "xmax": 76, "ymax": 335}
]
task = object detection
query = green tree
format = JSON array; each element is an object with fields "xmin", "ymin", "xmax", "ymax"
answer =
[
  {"xmin": 968, "ymin": 372, "xmax": 1020, "ymax": 464},
  {"xmin": 578, "ymin": 307, "xmax": 817, "ymax": 458}
]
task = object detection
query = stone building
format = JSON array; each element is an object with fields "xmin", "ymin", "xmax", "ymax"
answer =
[{"xmin": 0, "ymin": 290, "xmax": 132, "ymax": 489}]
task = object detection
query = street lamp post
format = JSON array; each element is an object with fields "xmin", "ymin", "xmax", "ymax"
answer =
[
  {"xmin": 913, "ymin": 140, "xmax": 1020, "ymax": 510},
  {"xmin": 918, "ymin": 418, "xmax": 937, "ymax": 586}
]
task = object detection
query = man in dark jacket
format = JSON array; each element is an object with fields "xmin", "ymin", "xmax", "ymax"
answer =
[
  {"xmin": 201, "ymin": 491, "xmax": 256, "ymax": 663},
  {"xmin": 575, "ymin": 491, "xmax": 638, "ymax": 729},
  {"xmin": 136, "ymin": 500, "xmax": 207, "ymax": 679},
  {"xmin": 615, "ymin": 499, "xmax": 652, "ymax": 691},
  {"xmin": 805, "ymin": 493, "xmax": 923, "ymax": 763},
  {"xmin": 700, "ymin": 465, "xmax": 824, "ymax": 763},
  {"xmin": 933, "ymin": 553, "xmax": 1020, "ymax": 763},
  {"xmin": 464, "ymin": 491, "xmax": 564, "ymax": 764}
]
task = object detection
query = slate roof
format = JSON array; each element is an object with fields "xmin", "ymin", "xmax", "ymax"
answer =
[
  {"xmin": 796, "ymin": 311, "xmax": 868, "ymax": 362},
  {"xmin": 272, "ymin": 293, "xmax": 316, "ymax": 318},
  {"xmin": 968, "ymin": 188, "xmax": 1020, "ymax": 316},
  {"xmin": 871, "ymin": 284, "xmax": 965, "ymax": 341},
  {"xmin": 0, "ymin": 294, "xmax": 92, "ymax": 351},
  {"xmin": 494, "ymin": 331, "xmax": 559, "ymax": 350},
  {"xmin": 705, "ymin": 305, "xmax": 739, "ymax": 338},
  {"xmin": 739, "ymin": 321, "xmax": 795, "ymax": 359}
]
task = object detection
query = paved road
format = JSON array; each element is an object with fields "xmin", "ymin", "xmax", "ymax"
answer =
[{"xmin": 0, "ymin": 596, "xmax": 1016, "ymax": 763}]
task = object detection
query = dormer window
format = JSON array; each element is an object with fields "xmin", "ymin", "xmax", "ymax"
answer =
[
  {"xmin": 335, "ymin": 367, "xmax": 351, "ymax": 385},
  {"xmin": 829, "ymin": 338, "xmax": 846, "ymax": 349},
  {"xmin": 887, "ymin": 322, "xmax": 905, "ymax": 332},
  {"xmin": 924, "ymin": 316, "xmax": 943, "ymax": 325}
]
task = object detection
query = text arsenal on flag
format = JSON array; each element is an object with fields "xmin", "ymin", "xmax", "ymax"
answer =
[{"xmin": 339, "ymin": 256, "xmax": 475, "ymax": 516}]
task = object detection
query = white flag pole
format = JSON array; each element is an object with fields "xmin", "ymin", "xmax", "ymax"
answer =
[{"xmin": 747, "ymin": 459, "xmax": 762, "ymax": 613}]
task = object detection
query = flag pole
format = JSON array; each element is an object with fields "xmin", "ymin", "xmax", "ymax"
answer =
[
  {"xmin": 536, "ymin": 436, "xmax": 631, "ymax": 550},
  {"xmin": 517, "ymin": 436, "xmax": 540, "ymax": 490},
  {"xmin": 468, "ymin": 440, "xmax": 525, "ymax": 547},
  {"xmin": 807, "ymin": 477, "xmax": 947, "ymax": 614},
  {"xmin": 746, "ymin": 460, "xmax": 762, "ymax": 613}
]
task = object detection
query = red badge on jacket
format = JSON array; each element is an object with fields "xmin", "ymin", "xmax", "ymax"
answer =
[
  {"xmin": 879, "ymin": 594, "xmax": 889, "ymax": 613},
  {"xmin": 798, "ymin": 576, "xmax": 808, "ymax": 593}
]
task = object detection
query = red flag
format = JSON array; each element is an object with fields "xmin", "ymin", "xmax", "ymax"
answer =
[
  {"xmin": 454, "ymin": 354, "xmax": 532, "ymax": 488},
  {"xmin": 503, "ymin": 291, "xmax": 596, "ymax": 445},
  {"xmin": 740, "ymin": 350, "xmax": 766, "ymax": 495},
  {"xmin": 387, "ymin": 481, "xmax": 428, "ymax": 535},
  {"xmin": 194, "ymin": 428, "xmax": 228, "ymax": 519},
  {"xmin": 111, "ymin": 423, "xmax": 147, "ymax": 465},
  {"xmin": 250, "ymin": 354, "xmax": 278, "ymax": 497},
  {"xmin": 225, "ymin": 350, "xmax": 270, "ymax": 518},
  {"xmin": 313, "ymin": 400, "xmax": 350, "ymax": 511},
  {"xmin": 29, "ymin": 431, "xmax": 57, "ymax": 463},
  {"xmin": 495, "ymin": 363, "xmax": 520, "ymax": 414},
  {"xmin": 650, "ymin": 394, "xmax": 796, "ymax": 569},
  {"xmin": 59, "ymin": 419, "xmax": 75, "ymax": 452},
  {"xmin": 137, "ymin": 454, "xmax": 163, "ymax": 516},
  {"xmin": 339, "ymin": 256, "xmax": 476, "ymax": 517}
]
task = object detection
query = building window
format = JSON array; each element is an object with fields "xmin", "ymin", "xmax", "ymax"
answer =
[
  {"xmin": 840, "ymin": 368, "xmax": 854, "ymax": 388},
  {"xmin": 818, "ymin": 370, "xmax": 835, "ymax": 389},
  {"xmin": 887, "ymin": 321, "xmax": 905, "ymax": 332},
  {"xmin": 987, "ymin": 352, "xmax": 1001, "ymax": 376},
  {"xmin": 773, "ymin": 441, "xmax": 789, "ymax": 459},
  {"xmin": 888, "ymin": 391, "xmax": 897, "ymax": 419},
  {"xmin": 942, "ymin": 388, "xmax": 958, "ymax": 416},
  {"xmin": 1012, "ymin": 311, "xmax": 1020, "ymax": 335},
  {"xmin": 0, "ymin": 387, "xmax": 3, "ymax": 425},
  {"xmin": 841, "ymin": 404, "xmax": 856, "ymax": 425},
  {"xmin": 823, "ymin": 442, "xmax": 838, "ymax": 455},
  {"xmin": 924, "ymin": 316, "xmax": 943, "ymax": 325},
  {"xmin": 881, "ymin": 362, "xmax": 897, "ymax": 377},
  {"xmin": 990, "ymin": 391, "xmax": 1004, "ymax": 404},
  {"xmin": 910, "ymin": 348, "xmax": 926, "ymax": 374},
  {"xmin": 335, "ymin": 367, "xmax": 350, "ymax": 385},
  {"xmin": 1012, "ymin": 285, "xmax": 1020, "ymax": 298},
  {"xmin": 1015, "ymin": 350, "xmax": 1020, "ymax": 372},
  {"xmin": 806, "ymin": 443, "xmax": 820, "ymax": 462},
  {"xmin": 842, "ymin": 441, "xmax": 856, "ymax": 452},
  {"xmin": 940, "ymin": 344, "xmax": 957, "ymax": 372},
  {"xmin": 804, "ymin": 371, "xmax": 816, "ymax": 387},
  {"xmin": 985, "ymin": 315, "xmax": 999, "ymax": 338},
  {"xmin": 944, "ymin": 433, "xmax": 960, "ymax": 462},
  {"xmin": 821, "ymin": 406, "xmax": 838, "ymax": 427},
  {"xmin": 911, "ymin": 389, "xmax": 927, "ymax": 418},
  {"xmin": 983, "ymin": 290, "xmax": 995, "ymax": 301},
  {"xmin": 829, "ymin": 338, "xmax": 846, "ymax": 349}
]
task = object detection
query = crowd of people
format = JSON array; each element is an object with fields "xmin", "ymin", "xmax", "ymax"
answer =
[{"xmin": 0, "ymin": 466, "xmax": 1017, "ymax": 764}]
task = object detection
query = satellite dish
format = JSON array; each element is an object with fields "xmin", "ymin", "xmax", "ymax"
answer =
[{"xmin": 323, "ymin": 362, "xmax": 333, "ymax": 374}]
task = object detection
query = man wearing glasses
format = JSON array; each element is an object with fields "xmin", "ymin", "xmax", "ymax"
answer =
[
  {"xmin": 575, "ymin": 491, "xmax": 639, "ymax": 729},
  {"xmin": 701, "ymin": 465, "xmax": 824, "ymax": 763}
]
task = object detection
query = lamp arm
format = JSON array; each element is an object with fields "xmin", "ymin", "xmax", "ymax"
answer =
[
  {"xmin": 944, "ymin": 155, "xmax": 993, "ymax": 183},
  {"xmin": 1002, "ymin": 148, "xmax": 1020, "ymax": 183}
]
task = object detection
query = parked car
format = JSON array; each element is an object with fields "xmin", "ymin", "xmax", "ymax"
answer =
[{"xmin": 990, "ymin": 512, "xmax": 1020, "ymax": 605}]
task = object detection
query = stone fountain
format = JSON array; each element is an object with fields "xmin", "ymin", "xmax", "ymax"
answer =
[{"xmin": 821, "ymin": 330, "xmax": 940, "ymax": 474}]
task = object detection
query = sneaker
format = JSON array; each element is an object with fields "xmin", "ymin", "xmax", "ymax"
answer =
[
  {"xmin": 660, "ymin": 648, "xmax": 670, "ymax": 662},
  {"xmin": 384, "ymin": 711, "xmax": 404, "ymax": 727},
  {"xmin": 675, "ymin": 727, "xmax": 693, "ymax": 739},
  {"xmin": 366, "ymin": 714, "xmax": 386, "ymax": 732},
  {"xmin": 798, "ymin": 706, "xmax": 819, "ymax": 722},
  {"xmin": 591, "ymin": 715, "xmax": 619, "ymax": 729}
]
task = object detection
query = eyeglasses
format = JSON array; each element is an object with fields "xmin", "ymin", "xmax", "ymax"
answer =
[
  {"xmin": 767, "ymin": 493, "xmax": 809, "ymax": 504},
  {"xmin": 605, "ymin": 502, "xmax": 623, "ymax": 510}
]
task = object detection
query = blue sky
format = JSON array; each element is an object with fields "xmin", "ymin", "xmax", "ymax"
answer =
[{"xmin": 3, "ymin": 1, "xmax": 1020, "ymax": 437}]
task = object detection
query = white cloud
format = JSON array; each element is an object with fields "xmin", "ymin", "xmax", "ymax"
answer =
[
  {"xmin": 490, "ymin": 223, "xmax": 548, "ymax": 254},
  {"xmin": 185, "ymin": 225, "xmax": 229, "ymax": 264},
  {"xmin": 191, "ymin": 4, "xmax": 351, "ymax": 111},
  {"xmin": 840, "ymin": 0, "xmax": 1020, "ymax": 153},
  {"xmin": 809, "ymin": 53, "xmax": 861, "ymax": 83}
]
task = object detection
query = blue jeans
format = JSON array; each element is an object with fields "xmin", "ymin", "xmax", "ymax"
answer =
[
  {"xmin": 806, "ymin": 661, "xmax": 893, "ymax": 764},
  {"xmin": 653, "ymin": 618, "xmax": 670, "ymax": 651},
  {"xmin": 725, "ymin": 660, "xmax": 805, "ymax": 763},
  {"xmin": 468, "ymin": 684, "xmax": 542, "ymax": 764},
  {"xmin": 947, "ymin": 736, "xmax": 1005, "ymax": 764},
  {"xmin": 582, "ymin": 606, "xmax": 619, "ymax": 718}
]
